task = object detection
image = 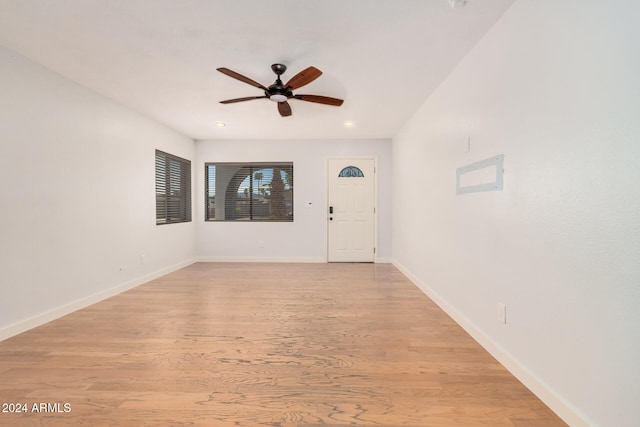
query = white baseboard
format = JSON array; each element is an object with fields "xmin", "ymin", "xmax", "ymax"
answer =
[
  {"xmin": 197, "ymin": 256, "xmax": 326, "ymax": 263},
  {"xmin": 198, "ymin": 256, "xmax": 393, "ymax": 264},
  {"xmin": 0, "ymin": 258, "xmax": 197, "ymax": 342},
  {"xmin": 392, "ymin": 259, "xmax": 592, "ymax": 427}
]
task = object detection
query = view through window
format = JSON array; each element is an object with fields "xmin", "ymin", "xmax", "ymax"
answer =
[{"xmin": 205, "ymin": 162, "xmax": 293, "ymax": 221}]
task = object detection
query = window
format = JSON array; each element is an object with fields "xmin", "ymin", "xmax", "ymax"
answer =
[
  {"xmin": 205, "ymin": 162, "xmax": 293, "ymax": 221},
  {"xmin": 155, "ymin": 150, "xmax": 191, "ymax": 224},
  {"xmin": 338, "ymin": 166, "xmax": 364, "ymax": 177}
]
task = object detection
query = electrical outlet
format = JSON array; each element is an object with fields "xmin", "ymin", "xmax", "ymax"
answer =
[
  {"xmin": 258, "ymin": 240, "xmax": 264, "ymax": 248},
  {"xmin": 498, "ymin": 303, "xmax": 507, "ymax": 324},
  {"xmin": 140, "ymin": 255, "xmax": 146, "ymax": 265}
]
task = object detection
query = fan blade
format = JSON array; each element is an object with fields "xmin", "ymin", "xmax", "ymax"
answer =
[
  {"xmin": 217, "ymin": 67, "xmax": 268, "ymax": 91},
  {"xmin": 294, "ymin": 94, "xmax": 344, "ymax": 106},
  {"xmin": 220, "ymin": 96, "xmax": 268, "ymax": 104},
  {"xmin": 278, "ymin": 101, "xmax": 292, "ymax": 117},
  {"xmin": 284, "ymin": 66, "xmax": 322, "ymax": 90}
]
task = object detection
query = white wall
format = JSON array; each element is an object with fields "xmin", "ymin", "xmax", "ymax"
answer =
[
  {"xmin": 196, "ymin": 139, "xmax": 392, "ymax": 262},
  {"xmin": 392, "ymin": 1, "xmax": 640, "ymax": 426},
  {"xmin": 0, "ymin": 48, "xmax": 197, "ymax": 339}
]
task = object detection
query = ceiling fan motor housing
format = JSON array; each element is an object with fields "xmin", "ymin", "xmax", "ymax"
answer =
[
  {"xmin": 267, "ymin": 85, "xmax": 293, "ymax": 102},
  {"xmin": 268, "ymin": 64, "xmax": 293, "ymax": 102}
]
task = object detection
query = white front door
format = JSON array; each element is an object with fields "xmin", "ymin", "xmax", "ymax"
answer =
[{"xmin": 327, "ymin": 158, "xmax": 375, "ymax": 262}]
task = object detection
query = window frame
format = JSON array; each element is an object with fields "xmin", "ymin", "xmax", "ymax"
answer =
[
  {"xmin": 155, "ymin": 149, "xmax": 192, "ymax": 225},
  {"xmin": 205, "ymin": 162, "xmax": 294, "ymax": 222}
]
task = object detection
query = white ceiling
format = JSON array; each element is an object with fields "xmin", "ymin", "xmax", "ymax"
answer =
[{"xmin": 0, "ymin": 0, "xmax": 514, "ymax": 140}]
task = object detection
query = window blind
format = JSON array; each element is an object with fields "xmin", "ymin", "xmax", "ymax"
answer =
[{"xmin": 156, "ymin": 150, "xmax": 191, "ymax": 224}]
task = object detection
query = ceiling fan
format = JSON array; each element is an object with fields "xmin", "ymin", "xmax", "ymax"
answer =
[{"xmin": 217, "ymin": 64, "xmax": 344, "ymax": 117}]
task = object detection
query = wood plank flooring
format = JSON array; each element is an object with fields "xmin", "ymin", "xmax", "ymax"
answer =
[{"xmin": 0, "ymin": 263, "xmax": 567, "ymax": 426}]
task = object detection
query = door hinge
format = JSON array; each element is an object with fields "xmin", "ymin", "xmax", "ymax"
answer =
[{"xmin": 374, "ymin": 247, "xmax": 376, "ymax": 254}]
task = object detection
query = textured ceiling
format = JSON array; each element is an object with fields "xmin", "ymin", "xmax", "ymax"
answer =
[{"xmin": 0, "ymin": 0, "xmax": 514, "ymax": 140}]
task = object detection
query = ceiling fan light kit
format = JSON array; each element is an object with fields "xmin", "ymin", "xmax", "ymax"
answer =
[
  {"xmin": 269, "ymin": 94, "xmax": 288, "ymax": 103},
  {"xmin": 217, "ymin": 63, "xmax": 344, "ymax": 117}
]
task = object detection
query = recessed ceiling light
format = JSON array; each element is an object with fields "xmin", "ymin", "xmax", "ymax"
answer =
[
  {"xmin": 343, "ymin": 121, "xmax": 354, "ymax": 128},
  {"xmin": 215, "ymin": 122, "xmax": 226, "ymax": 127},
  {"xmin": 449, "ymin": 0, "xmax": 467, "ymax": 8}
]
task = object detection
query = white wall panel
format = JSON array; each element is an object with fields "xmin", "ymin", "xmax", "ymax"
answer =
[
  {"xmin": 0, "ymin": 48, "xmax": 196, "ymax": 338},
  {"xmin": 196, "ymin": 139, "xmax": 391, "ymax": 262},
  {"xmin": 392, "ymin": 1, "xmax": 640, "ymax": 426}
]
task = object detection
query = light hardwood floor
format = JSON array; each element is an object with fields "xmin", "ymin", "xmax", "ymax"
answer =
[{"xmin": 0, "ymin": 263, "xmax": 566, "ymax": 427}]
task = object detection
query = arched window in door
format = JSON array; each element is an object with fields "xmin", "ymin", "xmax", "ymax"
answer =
[{"xmin": 338, "ymin": 166, "xmax": 364, "ymax": 178}]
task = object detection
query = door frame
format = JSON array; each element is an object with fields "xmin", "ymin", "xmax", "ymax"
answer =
[{"xmin": 325, "ymin": 156, "xmax": 378, "ymax": 262}]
